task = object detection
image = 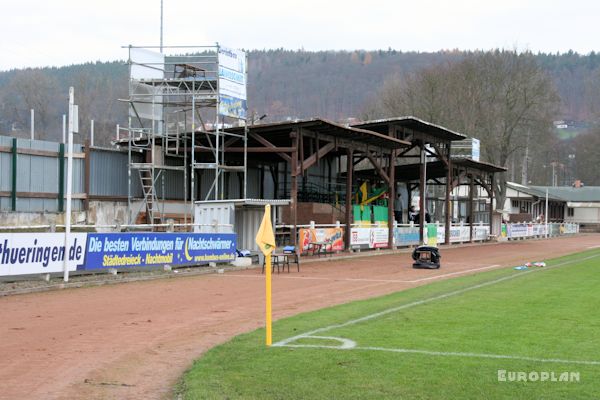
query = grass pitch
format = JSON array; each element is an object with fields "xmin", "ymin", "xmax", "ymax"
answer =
[{"xmin": 179, "ymin": 249, "xmax": 600, "ymax": 399}]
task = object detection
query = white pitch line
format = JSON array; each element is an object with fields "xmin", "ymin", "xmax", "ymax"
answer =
[
  {"xmin": 406, "ymin": 264, "xmax": 501, "ymax": 283},
  {"xmin": 279, "ymin": 343, "xmax": 600, "ymax": 366},
  {"xmin": 588, "ymin": 245, "xmax": 600, "ymax": 249},
  {"xmin": 273, "ymin": 253, "xmax": 600, "ymax": 347}
]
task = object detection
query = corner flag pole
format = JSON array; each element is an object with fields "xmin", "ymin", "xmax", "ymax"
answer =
[
  {"xmin": 265, "ymin": 250, "xmax": 272, "ymax": 346},
  {"xmin": 255, "ymin": 204, "xmax": 275, "ymax": 346}
]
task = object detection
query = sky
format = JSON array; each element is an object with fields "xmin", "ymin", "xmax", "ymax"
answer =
[{"xmin": 1, "ymin": 0, "xmax": 599, "ymax": 71}]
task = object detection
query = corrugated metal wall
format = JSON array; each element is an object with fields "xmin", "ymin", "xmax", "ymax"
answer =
[
  {"xmin": 0, "ymin": 136, "xmax": 84, "ymax": 212},
  {"xmin": 1, "ymin": 135, "xmax": 344, "ymax": 214},
  {"xmin": 90, "ymin": 150, "xmax": 186, "ymax": 200},
  {"xmin": 0, "ymin": 136, "xmax": 12, "ymax": 211},
  {"xmin": 90, "ymin": 149, "xmax": 140, "ymax": 197}
]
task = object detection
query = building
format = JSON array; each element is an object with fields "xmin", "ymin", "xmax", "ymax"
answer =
[{"xmin": 504, "ymin": 182, "xmax": 600, "ymax": 230}]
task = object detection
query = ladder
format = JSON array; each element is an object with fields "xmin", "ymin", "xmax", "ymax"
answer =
[
  {"xmin": 135, "ymin": 165, "xmax": 162, "ymax": 225},
  {"xmin": 164, "ymin": 114, "xmax": 184, "ymax": 156}
]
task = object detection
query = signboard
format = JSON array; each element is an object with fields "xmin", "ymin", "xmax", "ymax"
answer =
[
  {"xmin": 0, "ymin": 233, "xmax": 87, "ymax": 276},
  {"xmin": 393, "ymin": 227, "xmax": 420, "ymax": 246},
  {"xmin": 218, "ymin": 47, "xmax": 246, "ymax": 74},
  {"xmin": 369, "ymin": 228, "xmax": 389, "ymax": 248},
  {"xmin": 474, "ymin": 226, "xmax": 490, "ymax": 240},
  {"xmin": 426, "ymin": 223, "xmax": 438, "ymax": 246},
  {"xmin": 502, "ymin": 223, "xmax": 561, "ymax": 239},
  {"xmin": 350, "ymin": 227, "xmax": 388, "ymax": 249},
  {"xmin": 531, "ymin": 224, "xmax": 547, "ymax": 236},
  {"xmin": 507, "ymin": 223, "xmax": 528, "ymax": 238},
  {"xmin": 218, "ymin": 46, "xmax": 247, "ymax": 120},
  {"xmin": 299, "ymin": 228, "xmax": 344, "ymax": 253},
  {"xmin": 434, "ymin": 225, "xmax": 489, "ymax": 243},
  {"xmin": 81, "ymin": 233, "xmax": 236, "ymax": 270},
  {"xmin": 472, "ymin": 138, "xmax": 480, "ymax": 161},
  {"xmin": 350, "ymin": 227, "xmax": 370, "ymax": 248},
  {"xmin": 218, "ymin": 94, "xmax": 247, "ymax": 120}
]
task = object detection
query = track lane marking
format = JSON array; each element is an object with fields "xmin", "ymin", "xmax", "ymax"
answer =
[{"xmin": 220, "ymin": 264, "xmax": 504, "ymax": 284}]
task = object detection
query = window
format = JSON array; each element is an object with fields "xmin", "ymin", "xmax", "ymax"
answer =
[
  {"xmin": 567, "ymin": 207, "xmax": 574, "ymax": 217},
  {"xmin": 512, "ymin": 200, "xmax": 519, "ymax": 209}
]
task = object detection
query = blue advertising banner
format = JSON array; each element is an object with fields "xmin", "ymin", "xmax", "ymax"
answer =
[
  {"xmin": 81, "ymin": 233, "xmax": 236, "ymax": 270},
  {"xmin": 393, "ymin": 227, "xmax": 420, "ymax": 246},
  {"xmin": 219, "ymin": 94, "xmax": 247, "ymax": 119}
]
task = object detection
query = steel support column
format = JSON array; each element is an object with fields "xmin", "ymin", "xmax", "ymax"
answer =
[
  {"xmin": 445, "ymin": 161, "xmax": 452, "ymax": 245},
  {"xmin": 11, "ymin": 138, "xmax": 17, "ymax": 211},
  {"xmin": 388, "ymin": 150, "xmax": 396, "ymax": 249},
  {"xmin": 469, "ymin": 174, "xmax": 474, "ymax": 242},
  {"xmin": 84, "ymin": 139, "xmax": 91, "ymax": 211},
  {"xmin": 419, "ymin": 143, "xmax": 426, "ymax": 244},
  {"xmin": 58, "ymin": 142, "xmax": 65, "ymax": 212},
  {"xmin": 489, "ymin": 174, "xmax": 495, "ymax": 235},
  {"xmin": 290, "ymin": 130, "xmax": 299, "ymax": 248},
  {"xmin": 345, "ymin": 149, "xmax": 353, "ymax": 251}
]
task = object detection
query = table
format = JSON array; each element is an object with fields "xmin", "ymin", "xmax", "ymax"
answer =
[
  {"xmin": 309, "ymin": 241, "xmax": 332, "ymax": 257},
  {"xmin": 262, "ymin": 252, "xmax": 300, "ymax": 273}
]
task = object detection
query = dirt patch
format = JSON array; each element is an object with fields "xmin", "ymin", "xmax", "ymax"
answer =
[{"xmin": 0, "ymin": 234, "xmax": 598, "ymax": 400}]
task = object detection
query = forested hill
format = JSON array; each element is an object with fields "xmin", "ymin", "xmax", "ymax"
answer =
[{"xmin": 0, "ymin": 49, "xmax": 599, "ymax": 141}]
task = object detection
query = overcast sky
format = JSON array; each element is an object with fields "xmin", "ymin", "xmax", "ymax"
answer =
[{"xmin": 1, "ymin": 0, "xmax": 599, "ymax": 71}]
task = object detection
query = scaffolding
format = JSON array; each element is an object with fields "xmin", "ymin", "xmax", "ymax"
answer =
[{"xmin": 120, "ymin": 45, "xmax": 248, "ymax": 227}]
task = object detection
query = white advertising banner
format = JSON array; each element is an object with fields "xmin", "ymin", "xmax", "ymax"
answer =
[
  {"xmin": 435, "ymin": 225, "xmax": 489, "ymax": 243},
  {"xmin": 130, "ymin": 48, "xmax": 165, "ymax": 80},
  {"xmin": 369, "ymin": 228, "xmax": 389, "ymax": 248},
  {"xmin": 0, "ymin": 233, "xmax": 87, "ymax": 276},
  {"xmin": 219, "ymin": 78, "xmax": 247, "ymax": 99},
  {"xmin": 350, "ymin": 227, "xmax": 389, "ymax": 248},
  {"xmin": 508, "ymin": 223, "xmax": 528, "ymax": 238},
  {"xmin": 218, "ymin": 46, "xmax": 247, "ymax": 100},
  {"xmin": 472, "ymin": 138, "xmax": 480, "ymax": 161},
  {"xmin": 218, "ymin": 46, "xmax": 247, "ymax": 119},
  {"xmin": 474, "ymin": 226, "xmax": 490, "ymax": 240},
  {"xmin": 218, "ymin": 47, "xmax": 246, "ymax": 73},
  {"xmin": 350, "ymin": 228, "xmax": 370, "ymax": 247}
]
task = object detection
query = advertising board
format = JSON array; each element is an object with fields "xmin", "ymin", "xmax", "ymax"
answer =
[
  {"xmin": 218, "ymin": 46, "xmax": 247, "ymax": 119},
  {"xmin": 81, "ymin": 233, "xmax": 236, "ymax": 270},
  {"xmin": 0, "ymin": 233, "xmax": 87, "ymax": 276},
  {"xmin": 350, "ymin": 227, "xmax": 370, "ymax": 248},
  {"xmin": 299, "ymin": 228, "xmax": 344, "ymax": 253}
]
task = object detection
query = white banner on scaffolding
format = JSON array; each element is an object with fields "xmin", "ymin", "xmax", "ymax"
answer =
[
  {"xmin": 130, "ymin": 48, "xmax": 165, "ymax": 80},
  {"xmin": 218, "ymin": 46, "xmax": 247, "ymax": 119}
]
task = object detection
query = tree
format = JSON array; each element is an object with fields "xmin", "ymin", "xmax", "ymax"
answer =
[
  {"xmin": 366, "ymin": 50, "xmax": 560, "ymax": 211},
  {"xmin": 573, "ymin": 128, "xmax": 600, "ymax": 186},
  {"xmin": 6, "ymin": 69, "xmax": 59, "ymax": 139}
]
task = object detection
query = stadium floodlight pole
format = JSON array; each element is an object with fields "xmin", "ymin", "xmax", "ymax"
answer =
[
  {"xmin": 30, "ymin": 109, "xmax": 34, "ymax": 140},
  {"xmin": 545, "ymin": 188, "xmax": 549, "ymax": 239},
  {"xmin": 63, "ymin": 87, "xmax": 76, "ymax": 282},
  {"xmin": 90, "ymin": 119, "xmax": 94, "ymax": 147},
  {"xmin": 160, "ymin": 0, "xmax": 163, "ymax": 53},
  {"xmin": 62, "ymin": 114, "xmax": 66, "ymax": 143}
]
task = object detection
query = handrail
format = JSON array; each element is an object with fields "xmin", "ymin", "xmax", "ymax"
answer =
[{"xmin": 0, "ymin": 223, "xmax": 233, "ymax": 231}]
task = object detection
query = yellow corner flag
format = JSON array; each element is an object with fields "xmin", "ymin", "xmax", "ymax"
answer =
[
  {"xmin": 255, "ymin": 204, "xmax": 276, "ymax": 256},
  {"xmin": 255, "ymin": 204, "xmax": 276, "ymax": 346}
]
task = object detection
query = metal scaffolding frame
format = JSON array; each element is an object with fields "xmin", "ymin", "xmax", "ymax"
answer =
[{"xmin": 120, "ymin": 45, "xmax": 248, "ymax": 227}]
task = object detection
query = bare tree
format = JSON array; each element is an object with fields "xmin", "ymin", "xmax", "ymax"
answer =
[
  {"xmin": 366, "ymin": 50, "xmax": 559, "ymax": 210},
  {"xmin": 7, "ymin": 69, "xmax": 59, "ymax": 138}
]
